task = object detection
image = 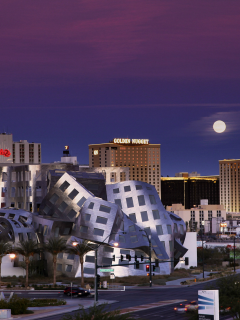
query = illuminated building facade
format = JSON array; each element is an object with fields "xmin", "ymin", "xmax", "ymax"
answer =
[
  {"xmin": 161, "ymin": 175, "xmax": 219, "ymax": 209},
  {"xmin": 219, "ymin": 159, "xmax": 240, "ymax": 212},
  {"xmin": 89, "ymin": 139, "xmax": 161, "ymax": 196}
]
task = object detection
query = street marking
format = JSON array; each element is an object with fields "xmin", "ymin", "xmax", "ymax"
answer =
[{"xmin": 120, "ymin": 299, "xmax": 184, "ymax": 314}]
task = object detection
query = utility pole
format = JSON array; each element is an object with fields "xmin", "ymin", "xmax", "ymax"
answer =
[
  {"xmin": 234, "ymin": 236, "xmax": 236, "ymax": 273},
  {"xmin": 94, "ymin": 249, "xmax": 98, "ymax": 303},
  {"xmin": 149, "ymin": 235, "xmax": 152, "ymax": 287}
]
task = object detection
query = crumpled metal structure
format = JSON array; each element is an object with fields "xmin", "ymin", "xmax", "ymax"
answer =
[{"xmin": 0, "ymin": 170, "xmax": 187, "ymax": 277}]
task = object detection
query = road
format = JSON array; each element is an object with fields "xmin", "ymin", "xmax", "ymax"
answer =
[{"xmin": 1, "ymin": 281, "xmax": 233, "ymax": 320}]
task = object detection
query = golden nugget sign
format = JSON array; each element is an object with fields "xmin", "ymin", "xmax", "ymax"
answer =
[{"xmin": 113, "ymin": 138, "xmax": 149, "ymax": 145}]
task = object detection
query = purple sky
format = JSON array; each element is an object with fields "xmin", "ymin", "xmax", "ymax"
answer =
[{"xmin": 1, "ymin": 1, "xmax": 240, "ymax": 176}]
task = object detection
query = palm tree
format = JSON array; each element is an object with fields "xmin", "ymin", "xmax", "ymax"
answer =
[
  {"xmin": 44, "ymin": 237, "xmax": 68, "ymax": 286},
  {"xmin": 14, "ymin": 240, "xmax": 38, "ymax": 288},
  {"xmin": 67, "ymin": 240, "xmax": 96, "ymax": 288},
  {"xmin": 0, "ymin": 241, "xmax": 12, "ymax": 288}
]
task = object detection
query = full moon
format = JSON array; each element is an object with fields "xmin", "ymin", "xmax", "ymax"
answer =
[{"xmin": 213, "ymin": 120, "xmax": 226, "ymax": 133}]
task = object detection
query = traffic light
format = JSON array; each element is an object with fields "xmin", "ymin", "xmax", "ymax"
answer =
[
  {"xmin": 153, "ymin": 265, "xmax": 156, "ymax": 272},
  {"xmin": 146, "ymin": 265, "xmax": 150, "ymax": 272},
  {"xmin": 185, "ymin": 257, "xmax": 189, "ymax": 266},
  {"xmin": 112, "ymin": 255, "xmax": 115, "ymax": 262},
  {"xmin": 135, "ymin": 255, "xmax": 138, "ymax": 262},
  {"xmin": 141, "ymin": 255, "xmax": 144, "ymax": 261},
  {"xmin": 120, "ymin": 255, "xmax": 123, "ymax": 261},
  {"xmin": 126, "ymin": 254, "xmax": 131, "ymax": 261},
  {"xmin": 136, "ymin": 261, "xmax": 140, "ymax": 269},
  {"xmin": 155, "ymin": 259, "xmax": 159, "ymax": 267},
  {"xmin": 147, "ymin": 273, "xmax": 150, "ymax": 276}
]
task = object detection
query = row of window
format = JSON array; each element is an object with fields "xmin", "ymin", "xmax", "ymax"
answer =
[{"xmin": 113, "ymin": 194, "xmax": 157, "ymax": 210}]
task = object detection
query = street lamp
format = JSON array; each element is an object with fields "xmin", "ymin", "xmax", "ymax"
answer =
[
  {"xmin": 139, "ymin": 229, "xmax": 152, "ymax": 287},
  {"xmin": 9, "ymin": 253, "xmax": 16, "ymax": 262}
]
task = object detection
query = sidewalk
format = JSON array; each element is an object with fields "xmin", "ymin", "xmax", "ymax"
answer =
[{"xmin": 14, "ymin": 299, "xmax": 117, "ymax": 320}]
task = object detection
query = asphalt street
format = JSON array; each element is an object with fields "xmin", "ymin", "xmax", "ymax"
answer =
[{"xmin": 3, "ymin": 279, "xmax": 232, "ymax": 320}]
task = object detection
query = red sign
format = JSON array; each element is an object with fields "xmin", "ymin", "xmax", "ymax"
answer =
[{"xmin": 0, "ymin": 149, "xmax": 11, "ymax": 157}]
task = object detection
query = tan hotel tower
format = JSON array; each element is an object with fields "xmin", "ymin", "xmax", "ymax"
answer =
[{"xmin": 89, "ymin": 138, "xmax": 161, "ymax": 196}]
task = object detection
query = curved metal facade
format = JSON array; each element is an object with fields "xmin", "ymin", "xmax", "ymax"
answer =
[{"xmin": 0, "ymin": 171, "xmax": 187, "ymax": 278}]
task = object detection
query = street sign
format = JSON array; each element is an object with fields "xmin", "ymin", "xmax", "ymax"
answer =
[
  {"xmin": 110, "ymin": 274, "xmax": 115, "ymax": 279},
  {"xmin": 100, "ymin": 269, "xmax": 114, "ymax": 272},
  {"xmin": 198, "ymin": 290, "xmax": 219, "ymax": 320}
]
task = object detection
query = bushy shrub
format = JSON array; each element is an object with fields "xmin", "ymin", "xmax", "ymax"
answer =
[
  {"xmin": 0, "ymin": 296, "xmax": 29, "ymax": 315},
  {"xmin": 29, "ymin": 299, "xmax": 66, "ymax": 307}
]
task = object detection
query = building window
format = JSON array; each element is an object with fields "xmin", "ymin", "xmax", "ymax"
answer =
[
  {"xmin": 138, "ymin": 195, "xmax": 145, "ymax": 206},
  {"xmin": 58, "ymin": 201, "xmax": 68, "ymax": 213},
  {"xmin": 67, "ymin": 209, "xmax": 77, "ymax": 219},
  {"xmin": 140, "ymin": 211, "xmax": 148, "ymax": 222},
  {"xmin": 152, "ymin": 209, "xmax": 160, "ymax": 220},
  {"xmin": 167, "ymin": 225, "xmax": 172, "ymax": 234},
  {"xmin": 57, "ymin": 264, "xmax": 62, "ymax": 272},
  {"xmin": 114, "ymin": 199, "xmax": 122, "ymax": 209},
  {"xmin": 129, "ymin": 225, "xmax": 135, "ymax": 232},
  {"xmin": 96, "ymin": 216, "xmax": 108, "ymax": 224},
  {"xmin": 68, "ymin": 189, "xmax": 79, "ymax": 200},
  {"xmin": 99, "ymin": 205, "xmax": 111, "ymax": 213},
  {"xmin": 169, "ymin": 240, "xmax": 173, "ymax": 252},
  {"xmin": 149, "ymin": 195, "xmax": 157, "ymax": 204},
  {"xmin": 136, "ymin": 185, "xmax": 143, "ymax": 190},
  {"xmin": 119, "ymin": 235, "xmax": 125, "ymax": 243},
  {"xmin": 180, "ymin": 225, "xmax": 184, "ymax": 234},
  {"xmin": 93, "ymin": 228, "xmax": 104, "ymax": 236},
  {"xmin": 80, "ymin": 226, "xmax": 88, "ymax": 233},
  {"xmin": 88, "ymin": 202, "xmax": 94, "ymax": 209},
  {"xmin": 129, "ymin": 213, "xmax": 137, "ymax": 223},
  {"xmin": 85, "ymin": 214, "xmax": 91, "ymax": 221},
  {"xmin": 67, "ymin": 254, "xmax": 75, "ymax": 260},
  {"xmin": 124, "ymin": 186, "xmax": 131, "ymax": 192},
  {"xmin": 59, "ymin": 181, "xmax": 70, "ymax": 192},
  {"xmin": 77, "ymin": 197, "xmax": 87, "ymax": 207},
  {"xmin": 113, "ymin": 188, "xmax": 120, "ymax": 194},
  {"xmin": 126, "ymin": 197, "xmax": 134, "ymax": 208},
  {"xmin": 49, "ymin": 193, "xmax": 59, "ymax": 205},
  {"xmin": 174, "ymin": 223, "xmax": 178, "ymax": 233},
  {"xmin": 130, "ymin": 235, "xmax": 138, "ymax": 243},
  {"xmin": 161, "ymin": 241, "xmax": 165, "ymax": 249},
  {"xmin": 156, "ymin": 225, "xmax": 163, "ymax": 235},
  {"xmin": 65, "ymin": 265, "xmax": 73, "ymax": 272}
]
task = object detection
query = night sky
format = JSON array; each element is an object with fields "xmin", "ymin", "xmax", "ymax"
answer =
[{"xmin": 1, "ymin": 1, "xmax": 240, "ymax": 176}]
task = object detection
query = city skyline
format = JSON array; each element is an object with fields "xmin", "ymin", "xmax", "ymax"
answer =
[{"xmin": 1, "ymin": 1, "xmax": 240, "ymax": 176}]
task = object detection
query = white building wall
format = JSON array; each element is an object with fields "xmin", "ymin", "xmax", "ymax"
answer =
[
  {"xmin": 1, "ymin": 254, "xmax": 26, "ymax": 277},
  {"xmin": 175, "ymin": 232, "xmax": 197, "ymax": 269}
]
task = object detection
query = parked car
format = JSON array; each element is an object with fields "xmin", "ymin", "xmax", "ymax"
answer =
[{"xmin": 63, "ymin": 286, "xmax": 91, "ymax": 297}]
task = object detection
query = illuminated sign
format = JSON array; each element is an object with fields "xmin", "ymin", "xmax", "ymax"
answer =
[
  {"xmin": 220, "ymin": 223, "xmax": 227, "ymax": 228},
  {"xmin": 65, "ymin": 146, "xmax": 69, "ymax": 150},
  {"xmin": 113, "ymin": 138, "xmax": 149, "ymax": 145},
  {"xmin": 94, "ymin": 150, "xmax": 99, "ymax": 155},
  {"xmin": 0, "ymin": 149, "xmax": 11, "ymax": 157}
]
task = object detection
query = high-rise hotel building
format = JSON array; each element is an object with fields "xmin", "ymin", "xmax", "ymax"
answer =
[
  {"xmin": 0, "ymin": 133, "xmax": 41, "ymax": 164},
  {"xmin": 219, "ymin": 159, "xmax": 240, "ymax": 212},
  {"xmin": 89, "ymin": 138, "xmax": 161, "ymax": 195}
]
